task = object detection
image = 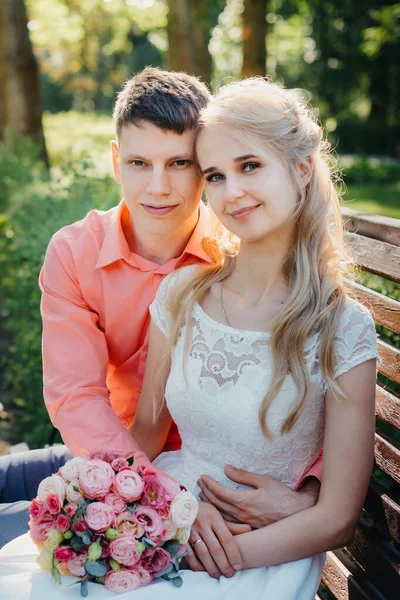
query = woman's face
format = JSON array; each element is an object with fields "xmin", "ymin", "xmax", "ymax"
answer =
[{"xmin": 196, "ymin": 125, "xmax": 300, "ymax": 245}]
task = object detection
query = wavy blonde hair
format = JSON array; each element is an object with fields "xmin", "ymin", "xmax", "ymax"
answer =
[{"xmin": 155, "ymin": 78, "xmax": 354, "ymax": 438}]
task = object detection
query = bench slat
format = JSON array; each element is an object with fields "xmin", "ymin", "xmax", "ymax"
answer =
[
  {"xmin": 342, "ymin": 207, "xmax": 400, "ymax": 247},
  {"xmin": 346, "ymin": 233, "xmax": 400, "ymax": 283},
  {"xmin": 347, "ymin": 280, "xmax": 400, "ymax": 334},
  {"xmin": 377, "ymin": 339, "xmax": 400, "ymax": 384},
  {"xmin": 364, "ymin": 479, "xmax": 400, "ymax": 544},
  {"xmin": 376, "ymin": 385, "xmax": 400, "ymax": 430},
  {"xmin": 374, "ymin": 431, "xmax": 400, "ymax": 484},
  {"xmin": 321, "ymin": 550, "xmax": 379, "ymax": 600}
]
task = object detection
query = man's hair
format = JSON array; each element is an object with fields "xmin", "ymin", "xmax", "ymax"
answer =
[{"xmin": 113, "ymin": 67, "xmax": 211, "ymax": 137}]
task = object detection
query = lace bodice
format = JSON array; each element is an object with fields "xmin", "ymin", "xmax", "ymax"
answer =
[{"xmin": 150, "ymin": 266, "xmax": 379, "ymax": 495}]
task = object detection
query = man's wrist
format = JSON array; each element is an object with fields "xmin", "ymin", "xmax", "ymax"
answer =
[{"xmin": 297, "ymin": 477, "xmax": 320, "ymax": 511}]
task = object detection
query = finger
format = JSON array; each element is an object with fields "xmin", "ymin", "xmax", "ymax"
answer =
[
  {"xmin": 224, "ymin": 521, "xmax": 252, "ymax": 534},
  {"xmin": 185, "ymin": 544, "xmax": 206, "ymax": 572},
  {"xmin": 198, "ymin": 478, "xmax": 241, "ymax": 515},
  {"xmin": 218, "ymin": 510, "xmax": 241, "ymax": 524},
  {"xmin": 214, "ymin": 521, "xmax": 244, "ymax": 572},
  {"xmin": 198, "ymin": 529, "xmax": 235, "ymax": 578},
  {"xmin": 224, "ymin": 464, "xmax": 263, "ymax": 488},
  {"xmin": 191, "ymin": 538, "xmax": 222, "ymax": 578}
]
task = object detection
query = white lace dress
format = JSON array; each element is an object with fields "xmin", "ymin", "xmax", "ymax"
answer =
[{"xmin": 0, "ymin": 266, "xmax": 379, "ymax": 600}]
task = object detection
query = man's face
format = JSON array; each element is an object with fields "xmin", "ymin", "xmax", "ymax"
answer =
[{"xmin": 112, "ymin": 121, "xmax": 204, "ymax": 236}]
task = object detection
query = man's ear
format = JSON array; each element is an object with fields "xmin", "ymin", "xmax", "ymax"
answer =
[
  {"xmin": 297, "ymin": 157, "xmax": 313, "ymax": 186},
  {"xmin": 111, "ymin": 140, "xmax": 121, "ymax": 184}
]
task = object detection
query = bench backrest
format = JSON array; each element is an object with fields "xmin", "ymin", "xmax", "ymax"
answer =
[{"xmin": 318, "ymin": 207, "xmax": 400, "ymax": 600}]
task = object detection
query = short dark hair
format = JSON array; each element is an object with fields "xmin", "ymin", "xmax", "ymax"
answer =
[{"xmin": 113, "ymin": 67, "xmax": 211, "ymax": 137}]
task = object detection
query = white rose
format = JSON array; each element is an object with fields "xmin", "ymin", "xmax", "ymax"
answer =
[
  {"xmin": 66, "ymin": 482, "xmax": 83, "ymax": 505},
  {"xmin": 175, "ymin": 526, "xmax": 190, "ymax": 544},
  {"xmin": 37, "ymin": 475, "xmax": 66, "ymax": 505},
  {"xmin": 59, "ymin": 457, "xmax": 86, "ymax": 486},
  {"xmin": 169, "ymin": 491, "xmax": 198, "ymax": 528},
  {"xmin": 161, "ymin": 519, "xmax": 178, "ymax": 542}
]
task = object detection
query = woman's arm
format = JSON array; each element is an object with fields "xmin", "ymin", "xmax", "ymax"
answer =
[
  {"xmin": 232, "ymin": 358, "xmax": 377, "ymax": 568},
  {"xmin": 129, "ymin": 319, "xmax": 172, "ymax": 461}
]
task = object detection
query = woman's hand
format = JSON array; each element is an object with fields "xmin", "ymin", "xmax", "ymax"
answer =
[{"xmin": 184, "ymin": 502, "xmax": 251, "ymax": 579}]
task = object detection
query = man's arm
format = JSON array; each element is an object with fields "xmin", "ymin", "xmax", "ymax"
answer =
[{"xmin": 40, "ymin": 235, "xmax": 150, "ymax": 465}]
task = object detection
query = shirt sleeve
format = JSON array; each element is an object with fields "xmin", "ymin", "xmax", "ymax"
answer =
[
  {"xmin": 296, "ymin": 453, "xmax": 323, "ymax": 489},
  {"xmin": 39, "ymin": 235, "xmax": 151, "ymax": 466}
]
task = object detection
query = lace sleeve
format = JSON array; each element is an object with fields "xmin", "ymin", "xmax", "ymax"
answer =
[
  {"xmin": 149, "ymin": 265, "xmax": 199, "ymax": 338},
  {"xmin": 333, "ymin": 299, "xmax": 380, "ymax": 381}
]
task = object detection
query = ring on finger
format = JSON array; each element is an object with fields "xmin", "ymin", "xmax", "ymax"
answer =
[{"xmin": 191, "ymin": 538, "xmax": 205, "ymax": 548}]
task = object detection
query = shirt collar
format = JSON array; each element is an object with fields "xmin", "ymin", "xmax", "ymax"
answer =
[{"xmin": 96, "ymin": 200, "xmax": 211, "ymax": 270}]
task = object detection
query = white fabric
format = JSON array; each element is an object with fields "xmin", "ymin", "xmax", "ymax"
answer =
[{"xmin": 0, "ymin": 266, "xmax": 379, "ymax": 599}]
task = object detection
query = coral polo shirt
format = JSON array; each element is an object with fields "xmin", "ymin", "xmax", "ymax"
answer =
[{"xmin": 39, "ymin": 200, "xmax": 210, "ymax": 459}]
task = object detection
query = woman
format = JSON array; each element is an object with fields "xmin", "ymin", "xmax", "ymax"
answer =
[{"xmin": 130, "ymin": 78, "xmax": 379, "ymax": 599}]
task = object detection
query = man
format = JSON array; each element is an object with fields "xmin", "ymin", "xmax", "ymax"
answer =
[{"xmin": 0, "ymin": 69, "xmax": 320, "ymax": 560}]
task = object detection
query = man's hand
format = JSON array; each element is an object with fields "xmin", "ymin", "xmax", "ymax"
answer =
[
  {"xmin": 184, "ymin": 502, "xmax": 251, "ymax": 578},
  {"xmin": 197, "ymin": 465, "xmax": 320, "ymax": 528}
]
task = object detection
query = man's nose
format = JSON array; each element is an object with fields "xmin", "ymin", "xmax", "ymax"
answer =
[{"xmin": 146, "ymin": 168, "xmax": 171, "ymax": 196}]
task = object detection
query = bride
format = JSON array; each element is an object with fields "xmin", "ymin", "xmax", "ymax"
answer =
[{"xmin": 130, "ymin": 77, "xmax": 378, "ymax": 599}]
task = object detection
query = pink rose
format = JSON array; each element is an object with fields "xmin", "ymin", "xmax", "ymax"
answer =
[
  {"xmin": 45, "ymin": 493, "xmax": 62, "ymax": 515},
  {"xmin": 135, "ymin": 506, "xmax": 163, "ymax": 541},
  {"xmin": 114, "ymin": 511, "xmax": 145, "ymax": 538},
  {"xmin": 141, "ymin": 546, "xmax": 171, "ymax": 575},
  {"xmin": 135, "ymin": 565, "xmax": 153, "ymax": 585},
  {"xmin": 104, "ymin": 493, "xmax": 127, "ymax": 515},
  {"xmin": 88, "ymin": 451, "xmax": 126, "ymax": 463},
  {"xmin": 67, "ymin": 550, "xmax": 88, "ymax": 577},
  {"xmin": 55, "ymin": 514, "xmax": 70, "ymax": 532},
  {"xmin": 111, "ymin": 457, "xmax": 129, "ymax": 471},
  {"xmin": 104, "ymin": 569, "xmax": 141, "ymax": 593},
  {"xmin": 72, "ymin": 519, "xmax": 87, "ymax": 533},
  {"xmin": 64, "ymin": 504, "xmax": 78, "ymax": 518},
  {"xmin": 79, "ymin": 459, "xmax": 115, "ymax": 500},
  {"xmin": 54, "ymin": 546, "xmax": 77, "ymax": 562},
  {"xmin": 140, "ymin": 466, "xmax": 180, "ymax": 511},
  {"xmin": 29, "ymin": 513, "xmax": 56, "ymax": 544},
  {"xmin": 169, "ymin": 491, "xmax": 198, "ymax": 528},
  {"xmin": 29, "ymin": 498, "xmax": 46, "ymax": 522},
  {"xmin": 109, "ymin": 533, "xmax": 142, "ymax": 567},
  {"xmin": 85, "ymin": 502, "xmax": 115, "ymax": 532},
  {"xmin": 113, "ymin": 468, "xmax": 144, "ymax": 502}
]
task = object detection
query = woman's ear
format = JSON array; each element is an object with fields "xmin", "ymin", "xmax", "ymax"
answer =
[{"xmin": 297, "ymin": 157, "xmax": 313, "ymax": 186}]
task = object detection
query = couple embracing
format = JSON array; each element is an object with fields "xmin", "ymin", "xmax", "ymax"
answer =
[{"xmin": 0, "ymin": 67, "xmax": 378, "ymax": 599}]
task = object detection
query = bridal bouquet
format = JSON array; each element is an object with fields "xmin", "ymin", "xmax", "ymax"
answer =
[{"xmin": 29, "ymin": 453, "xmax": 198, "ymax": 596}]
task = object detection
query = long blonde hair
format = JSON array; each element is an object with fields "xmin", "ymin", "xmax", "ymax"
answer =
[{"xmin": 155, "ymin": 78, "xmax": 353, "ymax": 438}]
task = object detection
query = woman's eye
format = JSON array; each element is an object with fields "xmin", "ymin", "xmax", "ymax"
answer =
[
  {"xmin": 206, "ymin": 173, "xmax": 224, "ymax": 183},
  {"xmin": 242, "ymin": 162, "xmax": 260, "ymax": 172}
]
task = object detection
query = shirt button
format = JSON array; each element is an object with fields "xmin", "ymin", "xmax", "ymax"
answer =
[{"xmin": 123, "ymin": 420, "xmax": 129, "ymax": 428}]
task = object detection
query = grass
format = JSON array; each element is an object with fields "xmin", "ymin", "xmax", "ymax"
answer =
[{"xmin": 343, "ymin": 183, "xmax": 400, "ymax": 219}]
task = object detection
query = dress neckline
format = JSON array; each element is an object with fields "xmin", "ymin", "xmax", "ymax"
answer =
[{"xmin": 194, "ymin": 301, "xmax": 272, "ymax": 338}]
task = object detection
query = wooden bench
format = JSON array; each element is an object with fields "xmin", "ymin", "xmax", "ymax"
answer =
[{"xmin": 317, "ymin": 207, "xmax": 400, "ymax": 600}]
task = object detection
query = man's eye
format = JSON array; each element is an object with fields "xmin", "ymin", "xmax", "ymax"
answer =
[
  {"xmin": 242, "ymin": 162, "xmax": 260, "ymax": 172},
  {"xmin": 206, "ymin": 173, "xmax": 224, "ymax": 183},
  {"xmin": 174, "ymin": 159, "xmax": 190, "ymax": 167},
  {"xmin": 131, "ymin": 160, "xmax": 144, "ymax": 167}
]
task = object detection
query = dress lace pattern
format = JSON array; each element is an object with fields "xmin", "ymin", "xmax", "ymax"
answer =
[{"xmin": 150, "ymin": 266, "xmax": 379, "ymax": 495}]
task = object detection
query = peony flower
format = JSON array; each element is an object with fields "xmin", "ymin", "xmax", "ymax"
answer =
[
  {"xmin": 104, "ymin": 569, "xmax": 141, "ymax": 593},
  {"xmin": 55, "ymin": 513, "xmax": 70, "ymax": 533},
  {"xmin": 134, "ymin": 506, "xmax": 163, "ymax": 541},
  {"xmin": 85, "ymin": 502, "xmax": 115, "ymax": 532},
  {"xmin": 108, "ymin": 533, "xmax": 142, "ymax": 567},
  {"xmin": 79, "ymin": 459, "xmax": 115, "ymax": 500},
  {"xmin": 141, "ymin": 546, "xmax": 171, "ymax": 575},
  {"xmin": 54, "ymin": 546, "xmax": 77, "ymax": 562},
  {"xmin": 45, "ymin": 493, "xmax": 62, "ymax": 515},
  {"xmin": 66, "ymin": 483, "xmax": 83, "ymax": 505},
  {"xmin": 59, "ymin": 457, "xmax": 86, "ymax": 486},
  {"xmin": 89, "ymin": 451, "xmax": 126, "ymax": 463},
  {"xmin": 135, "ymin": 565, "xmax": 153, "ymax": 586},
  {"xmin": 113, "ymin": 468, "xmax": 144, "ymax": 502},
  {"xmin": 160, "ymin": 519, "xmax": 178, "ymax": 542},
  {"xmin": 67, "ymin": 550, "xmax": 88, "ymax": 577},
  {"xmin": 36, "ymin": 548, "xmax": 53, "ymax": 573},
  {"xmin": 37, "ymin": 475, "xmax": 66, "ymax": 505},
  {"xmin": 29, "ymin": 498, "xmax": 46, "ymax": 522},
  {"xmin": 175, "ymin": 526, "xmax": 191, "ymax": 544},
  {"xmin": 29, "ymin": 514, "xmax": 56, "ymax": 544},
  {"xmin": 104, "ymin": 493, "xmax": 127, "ymax": 515},
  {"xmin": 140, "ymin": 466, "xmax": 180, "ymax": 512},
  {"xmin": 64, "ymin": 504, "xmax": 78, "ymax": 518},
  {"xmin": 114, "ymin": 512, "xmax": 144, "ymax": 538},
  {"xmin": 111, "ymin": 457, "xmax": 129, "ymax": 471},
  {"xmin": 170, "ymin": 491, "xmax": 198, "ymax": 528}
]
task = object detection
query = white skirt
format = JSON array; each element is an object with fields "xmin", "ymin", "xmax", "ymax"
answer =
[{"xmin": 0, "ymin": 451, "xmax": 325, "ymax": 600}]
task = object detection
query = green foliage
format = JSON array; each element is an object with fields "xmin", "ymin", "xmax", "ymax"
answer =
[{"xmin": 0, "ymin": 140, "xmax": 119, "ymax": 448}]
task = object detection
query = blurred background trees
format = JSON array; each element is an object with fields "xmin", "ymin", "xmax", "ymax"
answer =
[{"xmin": 0, "ymin": 0, "xmax": 399, "ymax": 450}]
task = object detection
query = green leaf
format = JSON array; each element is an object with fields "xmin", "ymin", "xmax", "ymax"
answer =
[
  {"xmin": 84, "ymin": 559, "xmax": 108, "ymax": 578},
  {"xmin": 163, "ymin": 540, "xmax": 181, "ymax": 558},
  {"xmin": 171, "ymin": 576, "xmax": 183, "ymax": 588},
  {"xmin": 52, "ymin": 566, "xmax": 61, "ymax": 585},
  {"xmin": 70, "ymin": 535, "xmax": 86, "ymax": 552},
  {"xmin": 80, "ymin": 579, "xmax": 88, "ymax": 598},
  {"xmin": 142, "ymin": 537, "xmax": 157, "ymax": 548},
  {"xmin": 76, "ymin": 529, "xmax": 93, "ymax": 546},
  {"xmin": 155, "ymin": 563, "xmax": 174, "ymax": 578},
  {"xmin": 126, "ymin": 501, "xmax": 140, "ymax": 514},
  {"xmin": 127, "ymin": 456, "xmax": 135, "ymax": 467}
]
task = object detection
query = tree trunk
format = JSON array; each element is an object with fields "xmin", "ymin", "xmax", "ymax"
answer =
[
  {"xmin": 242, "ymin": 0, "xmax": 268, "ymax": 78},
  {"xmin": 166, "ymin": 0, "xmax": 196, "ymax": 74},
  {"xmin": 0, "ymin": 1, "xmax": 7, "ymax": 142},
  {"xmin": 2, "ymin": 0, "xmax": 48, "ymax": 164}
]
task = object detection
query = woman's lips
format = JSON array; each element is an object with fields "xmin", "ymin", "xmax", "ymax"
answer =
[
  {"xmin": 141, "ymin": 204, "xmax": 178, "ymax": 216},
  {"xmin": 228, "ymin": 204, "xmax": 260, "ymax": 220}
]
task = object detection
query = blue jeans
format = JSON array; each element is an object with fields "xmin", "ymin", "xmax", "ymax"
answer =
[{"xmin": 0, "ymin": 446, "xmax": 71, "ymax": 548}]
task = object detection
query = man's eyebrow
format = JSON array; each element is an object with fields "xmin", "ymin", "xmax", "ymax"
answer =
[
  {"xmin": 201, "ymin": 154, "xmax": 258, "ymax": 176},
  {"xmin": 123, "ymin": 154, "xmax": 194, "ymax": 162}
]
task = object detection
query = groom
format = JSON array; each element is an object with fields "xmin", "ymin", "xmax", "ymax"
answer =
[{"xmin": 0, "ymin": 68, "xmax": 320, "ymax": 555}]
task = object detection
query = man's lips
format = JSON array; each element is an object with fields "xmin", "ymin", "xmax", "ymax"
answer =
[
  {"xmin": 228, "ymin": 204, "xmax": 261, "ymax": 219},
  {"xmin": 141, "ymin": 204, "xmax": 178, "ymax": 215}
]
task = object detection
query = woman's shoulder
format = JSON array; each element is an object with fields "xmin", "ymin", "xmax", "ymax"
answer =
[
  {"xmin": 158, "ymin": 264, "xmax": 203, "ymax": 298},
  {"xmin": 338, "ymin": 296, "xmax": 376, "ymax": 333}
]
